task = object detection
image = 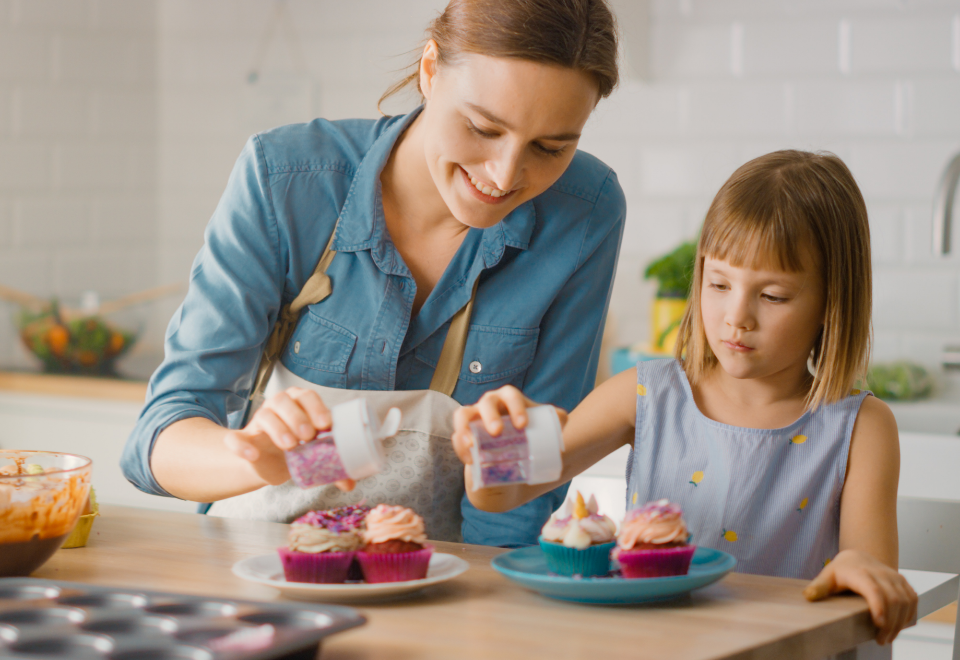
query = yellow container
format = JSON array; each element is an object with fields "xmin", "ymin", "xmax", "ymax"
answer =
[
  {"xmin": 61, "ymin": 488, "xmax": 98, "ymax": 548},
  {"xmin": 651, "ymin": 297, "xmax": 688, "ymax": 353}
]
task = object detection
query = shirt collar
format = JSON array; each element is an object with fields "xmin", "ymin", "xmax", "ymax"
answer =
[{"xmin": 333, "ymin": 106, "xmax": 536, "ymax": 270}]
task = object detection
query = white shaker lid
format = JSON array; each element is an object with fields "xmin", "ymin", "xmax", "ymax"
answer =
[
  {"xmin": 331, "ymin": 399, "xmax": 387, "ymax": 480},
  {"xmin": 525, "ymin": 404, "xmax": 564, "ymax": 485}
]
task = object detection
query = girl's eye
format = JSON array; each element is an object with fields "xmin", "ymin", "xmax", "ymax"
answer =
[
  {"xmin": 708, "ymin": 282, "xmax": 728, "ymax": 291},
  {"xmin": 763, "ymin": 294, "xmax": 788, "ymax": 303},
  {"xmin": 534, "ymin": 142, "xmax": 566, "ymax": 158}
]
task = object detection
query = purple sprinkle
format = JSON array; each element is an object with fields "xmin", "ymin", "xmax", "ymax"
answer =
[{"xmin": 285, "ymin": 432, "xmax": 350, "ymax": 488}]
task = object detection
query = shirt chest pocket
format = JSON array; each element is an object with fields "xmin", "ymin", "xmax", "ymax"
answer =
[
  {"xmin": 415, "ymin": 324, "xmax": 540, "ymax": 388},
  {"xmin": 285, "ymin": 309, "xmax": 358, "ymax": 388}
]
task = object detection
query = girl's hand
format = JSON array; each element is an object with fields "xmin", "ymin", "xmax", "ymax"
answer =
[
  {"xmin": 803, "ymin": 548, "xmax": 917, "ymax": 645},
  {"xmin": 222, "ymin": 386, "xmax": 356, "ymax": 491},
  {"xmin": 451, "ymin": 385, "xmax": 568, "ymax": 465}
]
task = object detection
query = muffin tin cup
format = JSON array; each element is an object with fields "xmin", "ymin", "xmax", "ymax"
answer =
[{"xmin": 0, "ymin": 577, "xmax": 365, "ymax": 660}]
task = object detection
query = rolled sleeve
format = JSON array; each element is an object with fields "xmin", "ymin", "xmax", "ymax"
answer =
[{"xmin": 120, "ymin": 135, "xmax": 284, "ymax": 497}]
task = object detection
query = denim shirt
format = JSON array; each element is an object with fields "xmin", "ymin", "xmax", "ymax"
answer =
[{"xmin": 120, "ymin": 108, "xmax": 626, "ymax": 547}]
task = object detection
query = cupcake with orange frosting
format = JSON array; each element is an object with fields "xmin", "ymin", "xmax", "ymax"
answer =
[
  {"xmin": 539, "ymin": 491, "xmax": 617, "ymax": 577},
  {"xmin": 615, "ymin": 499, "xmax": 695, "ymax": 578},
  {"xmin": 355, "ymin": 504, "xmax": 433, "ymax": 583}
]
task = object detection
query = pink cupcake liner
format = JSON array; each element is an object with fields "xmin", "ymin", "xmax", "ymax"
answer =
[
  {"xmin": 356, "ymin": 546, "xmax": 433, "ymax": 583},
  {"xmin": 615, "ymin": 544, "xmax": 696, "ymax": 578},
  {"xmin": 277, "ymin": 547, "xmax": 356, "ymax": 583}
]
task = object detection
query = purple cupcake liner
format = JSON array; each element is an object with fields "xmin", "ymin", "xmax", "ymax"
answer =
[
  {"xmin": 615, "ymin": 544, "xmax": 696, "ymax": 578},
  {"xmin": 277, "ymin": 547, "xmax": 356, "ymax": 584},
  {"xmin": 356, "ymin": 546, "xmax": 433, "ymax": 583},
  {"xmin": 538, "ymin": 536, "xmax": 616, "ymax": 578}
]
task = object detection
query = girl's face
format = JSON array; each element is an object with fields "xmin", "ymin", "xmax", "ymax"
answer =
[
  {"xmin": 418, "ymin": 43, "xmax": 599, "ymax": 229},
  {"xmin": 700, "ymin": 255, "xmax": 826, "ymax": 383}
]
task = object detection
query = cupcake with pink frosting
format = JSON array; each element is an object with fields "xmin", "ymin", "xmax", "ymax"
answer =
[
  {"xmin": 355, "ymin": 504, "xmax": 433, "ymax": 583},
  {"xmin": 539, "ymin": 491, "xmax": 617, "ymax": 577},
  {"xmin": 615, "ymin": 499, "xmax": 695, "ymax": 578},
  {"xmin": 278, "ymin": 504, "xmax": 370, "ymax": 583}
]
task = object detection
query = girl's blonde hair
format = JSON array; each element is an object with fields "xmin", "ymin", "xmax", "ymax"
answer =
[
  {"xmin": 379, "ymin": 0, "xmax": 619, "ymax": 112},
  {"xmin": 675, "ymin": 150, "xmax": 872, "ymax": 410}
]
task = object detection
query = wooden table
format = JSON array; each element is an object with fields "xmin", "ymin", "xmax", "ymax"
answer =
[{"xmin": 29, "ymin": 505, "xmax": 954, "ymax": 660}]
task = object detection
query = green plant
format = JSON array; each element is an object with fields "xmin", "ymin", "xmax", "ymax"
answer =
[{"xmin": 643, "ymin": 240, "xmax": 697, "ymax": 299}]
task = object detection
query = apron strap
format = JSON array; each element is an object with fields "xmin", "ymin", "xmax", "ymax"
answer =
[{"xmin": 250, "ymin": 218, "xmax": 478, "ymax": 402}]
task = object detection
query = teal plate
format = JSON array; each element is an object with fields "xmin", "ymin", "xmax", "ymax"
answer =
[{"xmin": 491, "ymin": 546, "xmax": 736, "ymax": 604}]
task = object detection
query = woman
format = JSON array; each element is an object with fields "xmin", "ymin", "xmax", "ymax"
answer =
[{"xmin": 121, "ymin": 0, "xmax": 626, "ymax": 547}]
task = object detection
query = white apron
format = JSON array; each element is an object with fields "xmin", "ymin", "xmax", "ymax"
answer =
[{"xmin": 207, "ymin": 217, "xmax": 473, "ymax": 542}]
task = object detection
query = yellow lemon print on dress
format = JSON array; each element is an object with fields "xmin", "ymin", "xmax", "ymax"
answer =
[
  {"xmin": 797, "ymin": 497, "xmax": 808, "ymax": 512},
  {"xmin": 850, "ymin": 389, "xmax": 861, "ymax": 396},
  {"xmin": 722, "ymin": 529, "xmax": 738, "ymax": 542},
  {"xmin": 689, "ymin": 471, "xmax": 704, "ymax": 487},
  {"xmin": 790, "ymin": 435, "xmax": 807, "ymax": 445},
  {"xmin": 823, "ymin": 557, "xmax": 832, "ymax": 566},
  {"xmin": 632, "ymin": 492, "xmax": 638, "ymax": 505},
  {"xmin": 637, "ymin": 384, "xmax": 647, "ymax": 396}
]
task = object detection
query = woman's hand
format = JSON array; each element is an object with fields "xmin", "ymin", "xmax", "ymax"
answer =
[
  {"xmin": 803, "ymin": 548, "xmax": 917, "ymax": 645},
  {"xmin": 222, "ymin": 386, "xmax": 356, "ymax": 491},
  {"xmin": 451, "ymin": 385, "xmax": 568, "ymax": 465}
]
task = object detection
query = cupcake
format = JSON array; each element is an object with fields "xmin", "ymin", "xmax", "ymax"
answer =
[
  {"xmin": 355, "ymin": 504, "xmax": 433, "ymax": 583},
  {"xmin": 539, "ymin": 491, "xmax": 617, "ymax": 577},
  {"xmin": 277, "ymin": 504, "xmax": 370, "ymax": 583},
  {"xmin": 615, "ymin": 499, "xmax": 695, "ymax": 578}
]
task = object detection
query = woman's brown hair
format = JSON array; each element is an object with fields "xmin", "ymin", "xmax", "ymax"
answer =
[
  {"xmin": 675, "ymin": 150, "xmax": 872, "ymax": 410},
  {"xmin": 379, "ymin": 0, "xmax": 619, "ymax": 111}
]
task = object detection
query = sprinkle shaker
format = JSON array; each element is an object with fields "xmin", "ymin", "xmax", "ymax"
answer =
[{"xmin": 468, "ymin": 404, "xmax": 564, "ymax": 490}]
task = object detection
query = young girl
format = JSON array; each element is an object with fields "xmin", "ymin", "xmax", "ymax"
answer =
[{"xmin": 452, "ymin": 150, "xmax": 918, "ymax": 645}]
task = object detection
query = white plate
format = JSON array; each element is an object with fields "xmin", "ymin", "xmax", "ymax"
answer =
[{"xmin": 232, "ymin": 552, "xmax": 469, "ymax": 602}]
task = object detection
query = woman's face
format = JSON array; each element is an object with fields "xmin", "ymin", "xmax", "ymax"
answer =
[{"xmin": 418, "ymin": 43, "xmax": 599, "ymax": 230}]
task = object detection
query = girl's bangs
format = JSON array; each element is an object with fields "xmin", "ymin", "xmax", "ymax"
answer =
[{"xmin": 702, "ymin": 211, "xmax": 810, "ymax": 273}]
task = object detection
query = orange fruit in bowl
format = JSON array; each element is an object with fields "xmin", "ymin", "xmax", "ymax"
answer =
[{"xmin": 45, "ymin": 325, "xmax": 69, "ymax": 356}]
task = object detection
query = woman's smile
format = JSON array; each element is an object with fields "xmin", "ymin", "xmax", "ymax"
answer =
[{"xmin": 458, "ymin": 165, "xmax": 516, "ymax": 204}]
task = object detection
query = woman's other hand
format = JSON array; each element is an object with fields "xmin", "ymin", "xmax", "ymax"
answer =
[
  {"xmin": 222, "ymin": 386, "xmax": 356, "ymax": 491},
  {"xmin": 803, "ymin": 548, "xmax": 917, "ymax": 645},
  {"xmin": 451, "ymin": 385, "xmax": 567, "ymax": 466}
]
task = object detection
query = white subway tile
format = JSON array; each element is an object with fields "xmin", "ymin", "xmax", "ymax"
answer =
[
  {"xmin": 872, "ymin": 267, "xmax": 958, "ymax": 330},
  {"xmin": 0, "ymin": 33, "xmax": 51, "ymax": 82},
  {"xmin": 0, "ymin": 201, "xmax": 10, "ymax": 246},
  {"xmin": 157, "ymin": 193, "xmax": 216, "ymax": 244},
  {"xmin": 900, "ymin": 332, "xmax": 960, "ymax": 369},
  {"xmin": 685, "ymin": 81, "xmax": 788, "ymax": 136},
  {"xmin": 15, "ymin": 198, "xmax": 88, "ymax": 247},
  {"xmin": 792, "ymin": 80, "xmax": 900, "ymax": 137},
  {"xmin": 903, "ymin": 203, "xmax": 938, "ymax": 264},
  {"xmin": 158, "ymin": 244, "xmax": 202, "ymax": 284},
  {"xmin": 58, "ymin": 143, "xmax": 130, "ymax": 191},
  {"xmin": 0, "ymin": 249, "xmax": 54, "ymax": 295},
  {"xmin": 54, "ymin": 250, "xmax": 135, "ymax": 298},
  {"xmin": 638, "ymin": 143, "xmax": 742, "ymax": 196},
  {"xmin": 586, "ymin": 82, "xmax": 684, "ymax": 139},
  {"xmin": 92, "ymin": 90, "xmax": 157, "ymax": 138},
  {"xmin": 92, "ymin": 197, "xmax": 156, "ymax": 245},
  {"xmin": 742, "ymin": 19, "xmax": 839, "ymax": 75},
  {"xmin": 870, "ymin": 330, "xmax": 902, "ymax": 364},
  {"xmin": 622, "ymin": 199, "xmax": 688, "ymax": 259},
  {"xmin": 911, "ymin": 77, "xmax": 960, "ymax": 136},
  {"xmin": 158, "ymin": 37, "xmax": 252, "ymax": 85},
  {"xmin": 0, "ymin": 142, "xmax": 51, "ymax": 190},
  {"xmin": 13, "ymin": 0, "xmax": 88, "ymax": 29},
  {"xmin": 848, "ymin": 140, "xmax": 960, "ymax": 198},
  {"xmin": 867, "ymin": 203, "xmax": 903, "ymax": 264},
  {"xmin": 294, "ymin": 0, "xmax": 448, "ymax": 38},
  {"xmin": 652, "ymin": 21, "xmax": 733, "ymax": 78},
  {"xmin": 59, "ymin": 36, "xmax": 154, "ymax": 85},
  {"xmin": 158, "ymin": 139, "xmax": 243, "ymax": 193},
  {"xmin": 159, "ymin": 87, "xmax": 241, "ymax": 138},
  {"xmin": 0, "ymin": 88, "xmax": 9, "ymax": 136},
  {"xmin": 318, "ymin": 82, "xmax": 384, "ymax": 121},
  {"xmin": 16, "ymin": 87, "xmax": 88, "ymax": 137},
  {"xmin": 0, "ymin": 0, "xmax": 10, "ymax": 27},
  {"xmin": 90, "ymin": 0, "xmax": 155, "ymax": 32},
  {"xmin": 851, "ymin": 15, "xmax": 955, "ymax": 74}
]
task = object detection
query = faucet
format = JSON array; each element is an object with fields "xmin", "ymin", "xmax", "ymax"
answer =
[{"xmin": 933, "ymin": 151, "xmax": 960, "ymax": 255}]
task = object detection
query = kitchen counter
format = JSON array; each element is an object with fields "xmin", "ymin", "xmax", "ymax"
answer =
[
  {"xmin": 30, "ymin": 504, "xmax": 946, "ymax": 660},
  {"xmin": 0, "ymin": 370, "xmax": 147, "ymax": 402}
]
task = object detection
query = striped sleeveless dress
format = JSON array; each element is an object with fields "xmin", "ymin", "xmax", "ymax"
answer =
[{"xmin": 625, "ymin": 358, "xmax": 869, "ymax": 580}]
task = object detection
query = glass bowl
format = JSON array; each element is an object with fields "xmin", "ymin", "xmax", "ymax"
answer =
[
  {"xmin": 16, "ymin": 305, "xmax": 138, "ymax": 375},
  {"xmin": 0, "ymin": 450, "xmax": 93, "ymax": 577}
]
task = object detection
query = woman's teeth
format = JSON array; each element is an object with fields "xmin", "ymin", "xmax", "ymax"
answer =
[{"xmin": 468, "ymin": 174, "xmax": 506, "ymax": 198}]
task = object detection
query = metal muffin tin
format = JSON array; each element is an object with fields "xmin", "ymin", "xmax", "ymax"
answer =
[{"xmin": 0, "ymin": 578, "xmax": 365, "ymax": 659}]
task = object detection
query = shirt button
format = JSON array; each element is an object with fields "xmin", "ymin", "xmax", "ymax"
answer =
[
  {"xmin": 469, "ymin": 360, "xmax": 482, "ymax": 374},
  {"xmin": 294, "ymin": 341, "xmax": 301, "ymax": 354}
]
